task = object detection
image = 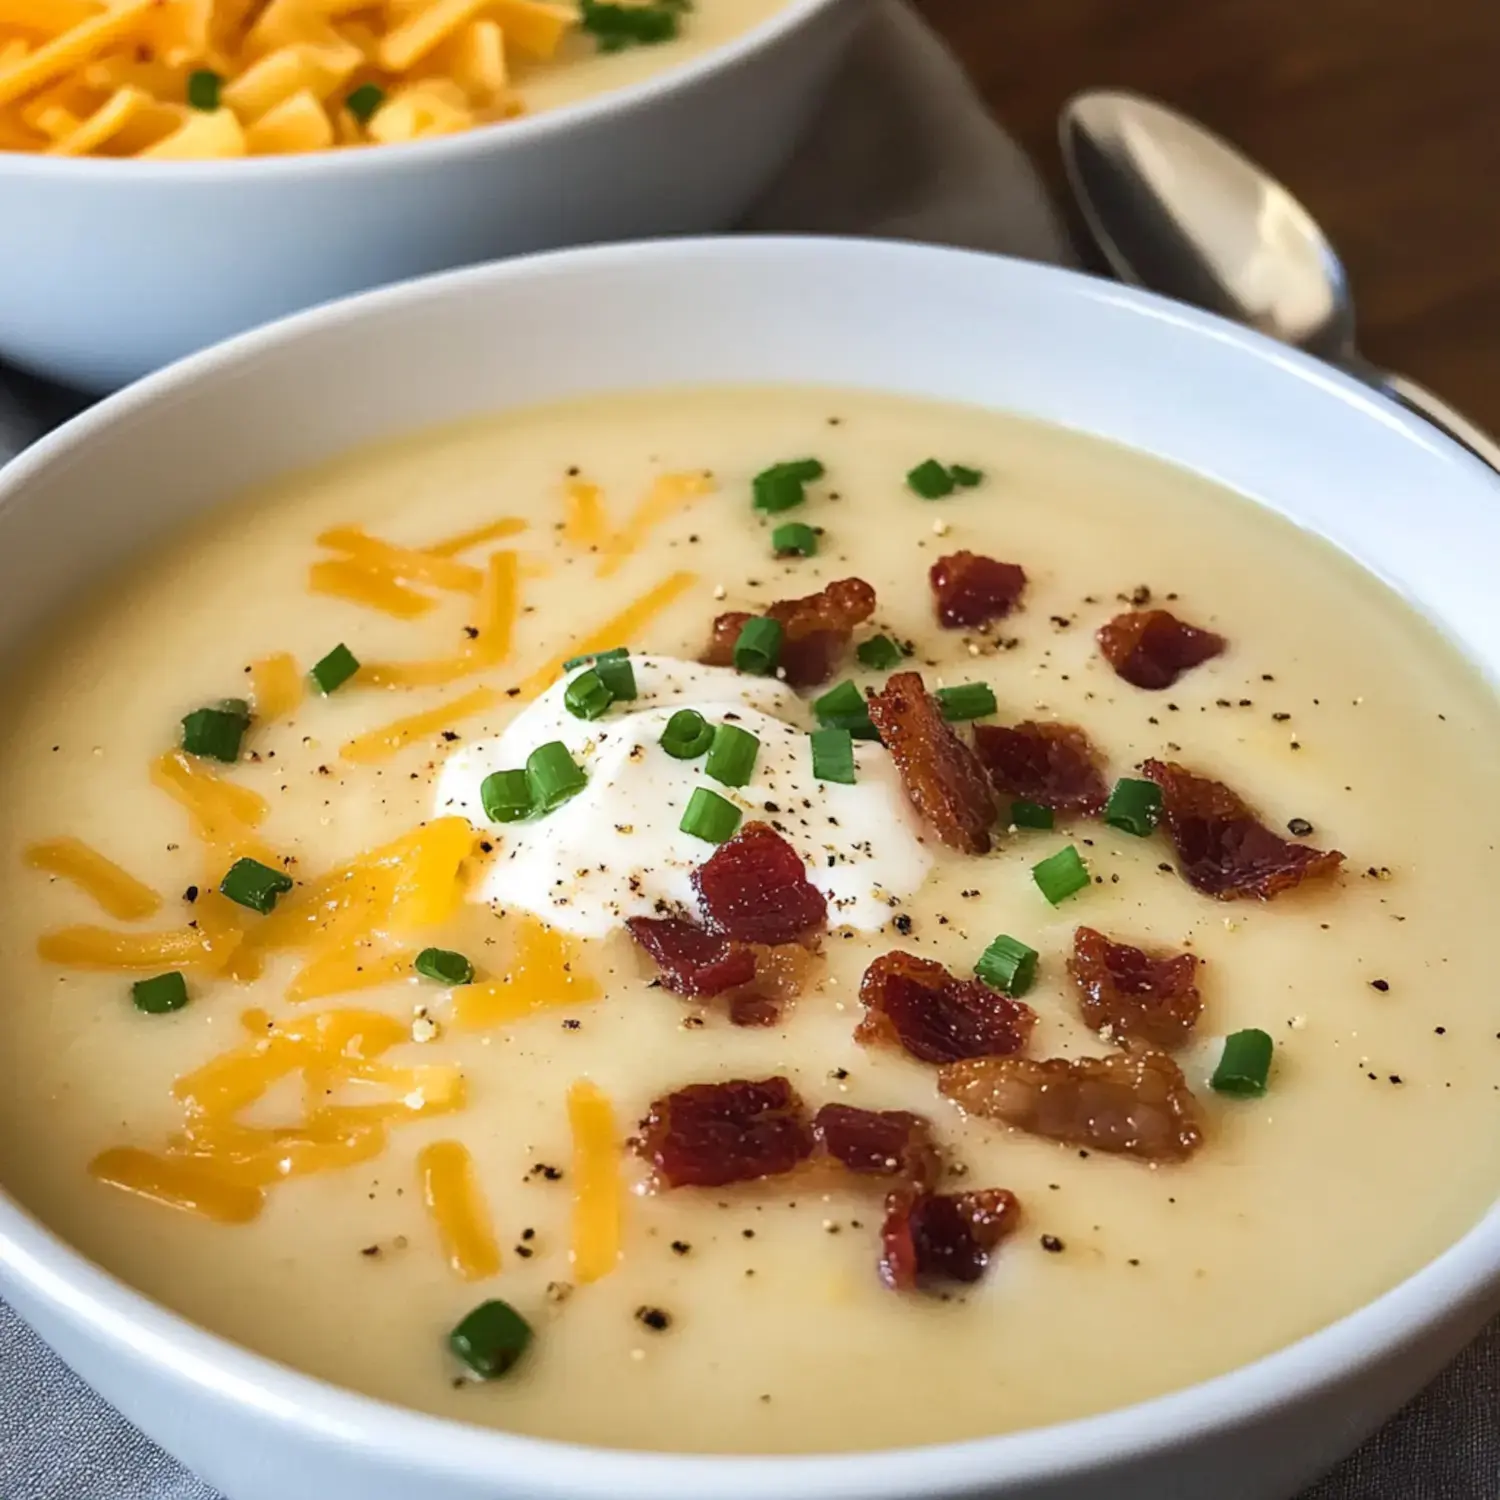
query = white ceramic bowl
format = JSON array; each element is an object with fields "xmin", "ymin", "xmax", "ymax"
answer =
[
  {"xmin": 2, "ymin": 238, "xmax": 1499, "ymax": 1500},
  {"xmin": 0, "ymin": 0, "xmax": 858, "ymax": 393}
]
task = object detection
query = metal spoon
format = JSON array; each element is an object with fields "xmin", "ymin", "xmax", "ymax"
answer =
[{"xmin": 1060, "ymin": 89, "xmax": 1500, "ymax": 474}]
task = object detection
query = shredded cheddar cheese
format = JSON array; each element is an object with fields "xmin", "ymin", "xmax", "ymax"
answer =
[
  {"xmin": 309, "ymin": 558, "xmax": 437, "ymax": 620},
  {"xmin": 340, "ymin": 685, "xmax": 502, "ymax": 765},
  {"xmin": 285, "ymin": 942, "xmax": 416, "ymax": 1003},
  {"xmin": 567, "ymin": 1080, "xmax": 621, "ymax": 1284},
  {"xmin": 249, "ymin": 651, "xmax": 303, "ymax": 722},
  {"xmin": 317, "ymin": 526, "xmax": 484, "ymax": 594},
  {"xmin": 90, "ymin": 1146, "xmax": 264, "ymax": 1225},
  {"xmin": 24, "ymin": 837, "xmax": 161, "ymax": 920},
  {"xmin": 38, "ymin": 919, "xmax": 242, "ymax": 972},
  {"xmin": 424, "ymin": 515, "xmax": 527, "ymax": 557},
  {"xmin": 419, "ymin": 1139, "xmax": 502, "ymax": 1280},
  {"xmin": 454, "ymin": 915, "xmax": 600, "ymax": 1028},
  {"xmin": 562, "ymin": 477, "xmax": 609, "ymax": 549},
  {"xmin": 595, "ymin": 472, "xmax": 717, "ymax": 579}
]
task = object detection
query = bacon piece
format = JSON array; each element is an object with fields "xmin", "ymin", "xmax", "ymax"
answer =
[
  {"xmin": 929, "ymin": 551, "xmax": 1027, "ymax": 629},
  {"xmin": 1067, "ymin": 926, "xmax": 1202, "ymax": 1049},
  {"xmin": 974, "ymin": 721, "xmax": 1108, "ymax": 816},
  {"xmin": 1142, "ymin": 758, "xmax": 1344, "ymax": 901},
  {"xmin": 627, "ymin": 917, "xmax": 756, "ymax": 997},
  {"xmin": 728, "ymin": 994, "xmax": 780, "ymax": 1027},
  {"xmin": 813, "ymin": 1103, "xmax": 941, "ymax": 1187},
  {"xmin": 702, "ymin": 577, "xmax": 877, "ymax": 688},
  {"xmin": 693, "ymin": 822, "xmax": 827, "ymax": 944},
  {"xmin": 1096, "ymin": 609, "xmax": 1225, "ymax": 690},
  {"xmin": 879, "ymin": 1187, "xmax": 1021, "ymax": 1290},
  {"xmin": 857, "ymin": 951, "xmax": 1036, "ymax": 1064},
  {"xmin": 939, "ymin": 1048, "xmax": 1204, "ymax": 1163},
  {"xmin": 638, "ymin": 1076, "xmax": 814, "ymax": 1188},
  {"xmin": 867, "ymin": 671, "xmax": 996, "ymax": 853}
]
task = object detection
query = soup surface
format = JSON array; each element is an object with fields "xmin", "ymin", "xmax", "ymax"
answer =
[{"xmin": 0, "ymin": 388, "xmax": 1498, "ymax": 1454}]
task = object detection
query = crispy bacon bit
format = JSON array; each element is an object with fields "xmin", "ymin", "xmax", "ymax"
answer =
[
  {"xmin": 1096, "ymin": 609, "xmax": 1225, "ymax": 690},
  {"xmin": 1068, "ymin": 926, "xmax": 1202, "ymax": 1048},
  {"xmin": 729, "ymin": 994, "xmax": 780, "ymax": 1028},
  {"xmin": 693, "ymin": 822, "xmax": 827, "ymax": 944},
  {"xmin": 1142, "ymin": 759, "xmax": 1345, "ymax": 901},
  {"xmin": 929, "ymin": 551, "xmax": 1027, "ymax": 629},
  {"xmin": 857, "ymin": 951, "xmax": 1036, "ymax": 1064},
  {"xmin": 627, "ymin": 917, "xmax": 756, "ymax": 997},
  {"xmin": 974, "ymin": 721, "xmax": 1108, "ymax": 816},
  {"xmin": 867, "ymin": 671, "xmax": 996, "ymax": 853},
  {"xmin": 879, "ymin": 1187, "xmax": 1021, "ymax": 1290},
  {"xmin": 813, "ymin": 1103, "xmax": 941, "ymax": 1186},
  {"xmin": 939, "ymin": 1048, "xmax": 1204, "ymax": 1163},
  {"xmin": 638, "ymin": 1076, "xmax": 814, "ymax": 1188},
  {"xmin": 702, "ymin": 577, "xmax": 876, "ymax": 687}
]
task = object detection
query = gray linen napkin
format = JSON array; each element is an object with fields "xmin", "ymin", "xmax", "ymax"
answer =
[{"xmin": 0, "ymin": 3, "xmax": 1495, "ymax": 1496}]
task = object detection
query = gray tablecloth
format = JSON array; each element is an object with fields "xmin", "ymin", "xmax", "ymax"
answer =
[{"xmin": 1, "ymin": 3, "xmax": 1495, "ymax": 1495}]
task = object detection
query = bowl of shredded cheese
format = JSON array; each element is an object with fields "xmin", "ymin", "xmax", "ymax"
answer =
[{"xmin": 0, "ymin": 0, "xmax": 859, "ymax": 392}]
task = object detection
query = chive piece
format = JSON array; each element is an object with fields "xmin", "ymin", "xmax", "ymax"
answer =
[
  {"xmin": 1103, "ymin": 777, "xmax": 1164, "ymax": 837},
  {"xmin": 660, "ymin": 708, "xmax": 713, "ymax": 760},
  {"xmin": 1010, "ymin": 799, "xmax": 1055, "ymax": 830},
  {"xmin": 527, "ymin": 741, "xmax": 587, "ymax": 813},
  {"xmin": 950, "ymin": 464, "xmax": 984, "ymax": 488},
  {"xmin": 935, "ymin": 682, "xmax": 997, "ymax": 722},
  {"xmin": 680, "ymin": 787, "xmax": 742, "ymax": 844},
  {"xmin": 771, "ymin": 522, "xmax": 818, "ymax": 557},
  {"xmin": 131, "ymin": 972, "xmax": 189, "ymax": 1015},
  {"xmin": 907, "ymin": 458, "xmax": 956, "ymax": 499},
  {"xmin": 220, "ymin": 857, "xmax": 294, "ymax": 915},
  {"xmin": 563, "ymin": 668, "xmax": 613, "ymax": 721},
  {"xmin": 732, "ymin": 616, "xmax": 782, "ymax": 676},
  {"xmin": 856, "ymin": 634, "xmax": 903, "ymax": 670},
  {"xmin": 310, "ymin": 643, "xmax": 360, "ymax": 695},
  {"xmin": 974, "ymin": 935, "xmax": 1038, "ymax": 997},
  {"xmin": 594, "ymin": 656, "xmax": 637, "ymax": 702},
  {"xmin": 345, "ymin": 82, "xmax": 385, "ymax": 123},
  {"xmin": 1032, "ymin": 845, "xmax": 1090, "ymax": 905},
  {"xmin": 810, "ymin": 727, "xmax": 856, "ymax": 784},
  {"xmin": 751, "ymin": 458, "xmax": 823, "ymax": 514},
  {"xmin": 1211, "ymin": 1028, "xmax": 1274, "ymax": 1097},
  {"xmin": 705, "ymin": 723, "xmax": 759, "ymax": 788},
  {"xmin": 813, "ymin": 680, "xmax": 864, "ymax": 722},
  {"xmin": 180, "ymin": 704, "xmax": 249, "ymax": 764},
  {"xmin": 562, "ymin": 645, "xmax": 629, "ymax": 671},
  {"xmin": 480, "ymin": 768, "xmax": 532, "ymax": 823},
  {"xmin": 580, "ymin": 0, "xmax": 685, "ymax": 50},
  {"xmin": 449, "ymin": 1299, "xmax": 534, "ymax": 1380},
  {"xmin": 415, "ymin": 947, "xmax": 475, "ymax": 986},
  {"xmin": 186, "ymin": 69, "xmax": 221, "ymax": 111}
]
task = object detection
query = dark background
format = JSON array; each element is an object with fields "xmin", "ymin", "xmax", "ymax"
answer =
[{"xmin": 917, "ymin": 0, "xmax": 1500, "ymax": 431}]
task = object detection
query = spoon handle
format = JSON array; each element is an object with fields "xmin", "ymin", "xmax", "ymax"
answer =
[{"xmin": 1376, "ymin": 371, "xmax": 1500, "ymax": 476}]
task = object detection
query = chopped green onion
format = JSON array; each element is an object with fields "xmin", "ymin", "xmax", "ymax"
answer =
[
  {"xmin": 310, "ymin": 643, "xmax": 360, "ymax": 695},
  {"xmin": 732, "ymin": 616, "xmax": 782, "ymax": 676},
  {"xmin": 751, "ymin": 458, "xmax": 824, "ymax": 514},
  {"xmin": 907, "ymin": 458, "xmax": 956, "ymax": 499},
  {"xmin": 810, "ymin": 727, "xmax": 856, "ymax": 784},
  {"xmin": 660, "ymin": 709, "xmax": 713, "ymax": 760},
  {"xmin": 345, "ymin": 82, "xmax": 385, "ymax": 122},
  {"xmin": 1211, "ymin": 1028, "xmax": 1274, "ymax": 1097},
  {"xmin": 680, "ymin": 786, "xmax": 742, "ymax": 844},
  {"xmin": 936, "ymin": 682, "xmax": 997, "ymax": 721},
  {"xmin": 1103, "ymin": 777, "xmax": 1163, "ymax": 837},
  {"xmin": 449, "ymin": 1298, "xmax": 533, "ymax": 1380},
  {"xmin": 594, "ymin": 656, "xmax": 637, "ymax": 702},
  {"xmin": 218, "ymin": 697, "xmax": 251, "ymax": 718},
  {"xmin": 480, "ymin": 768, "xmax": 532, "ymax": 823},
  {"xmin": 562, "ymin": 645, "xmax": 629, "ymax": 671},
  {"xmin": 415, "ymin": 948, "xmax": 475, "ymax": 986},
  {"xmin": 950, "ymin": 464, "xmax": 985, "ymax": 488},
  {"xmin": 813, "ymin": 680, "xmax": 864, "ymax": 722},
  {"xmin": 220, "ymin": 857, "xmax": 294, "ymax": 915},
  {"xmin": 131, "ymin": 972, "xmax": 189, "ymax": 1015},
  {"xmin": 180, "ymin": 703, "xmax": 249, "ymax": 764},
  {"xmin": 1010, "ymin": 799, "xmax": 1055, "ymax": 830},
  {"xmin": 1032, "ymin": 845, "xmax": 1090, "ymax": 905},
  {"xmin": 563, "ymin": 667, "xmax": 613, "ymax": 721},
  {"xmin": 974, "ymin": 935, "xmax": 1037, "ymax": 997},
  {"xmin": 856, "ymin": 634, "xmax": 903, "ymax": 670},
  {"xmin": 527, "ymin": 741, "xmax": 587, "ymax": 813},
  {"xmin": 705, "ymin": 723, "xmax": 759, "ymax": 788},
  {"xmin": 186, "ymin": 69, "xmax": 221, "ymax": 111},
  {"xmin": 771, "ymin": 522, "xmax": 818, "ymax": 557}
]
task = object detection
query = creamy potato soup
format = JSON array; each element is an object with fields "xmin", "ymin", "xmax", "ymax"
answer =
[{"xmin": 1, "ymin": 388, "xmax": 1499, "ymax": 1456}]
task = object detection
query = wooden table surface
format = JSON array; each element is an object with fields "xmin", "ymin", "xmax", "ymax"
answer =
[{"xmin": 916, "ymin": 0, "xmax": 1500, "ymax": 433}]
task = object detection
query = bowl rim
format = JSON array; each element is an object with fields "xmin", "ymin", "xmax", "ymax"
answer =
[
  {"xmin": 2, "ymin": 235, "xmax": 1499, "ymax": 1498},
  {"xmin": 0, "ymin": 0, "xmax": 848, "ymax": 182}
]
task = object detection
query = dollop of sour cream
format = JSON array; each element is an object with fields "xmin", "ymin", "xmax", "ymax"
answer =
[{"xmin": 435, "ymin": 657, "xmax": 933, "ymax": 938}]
